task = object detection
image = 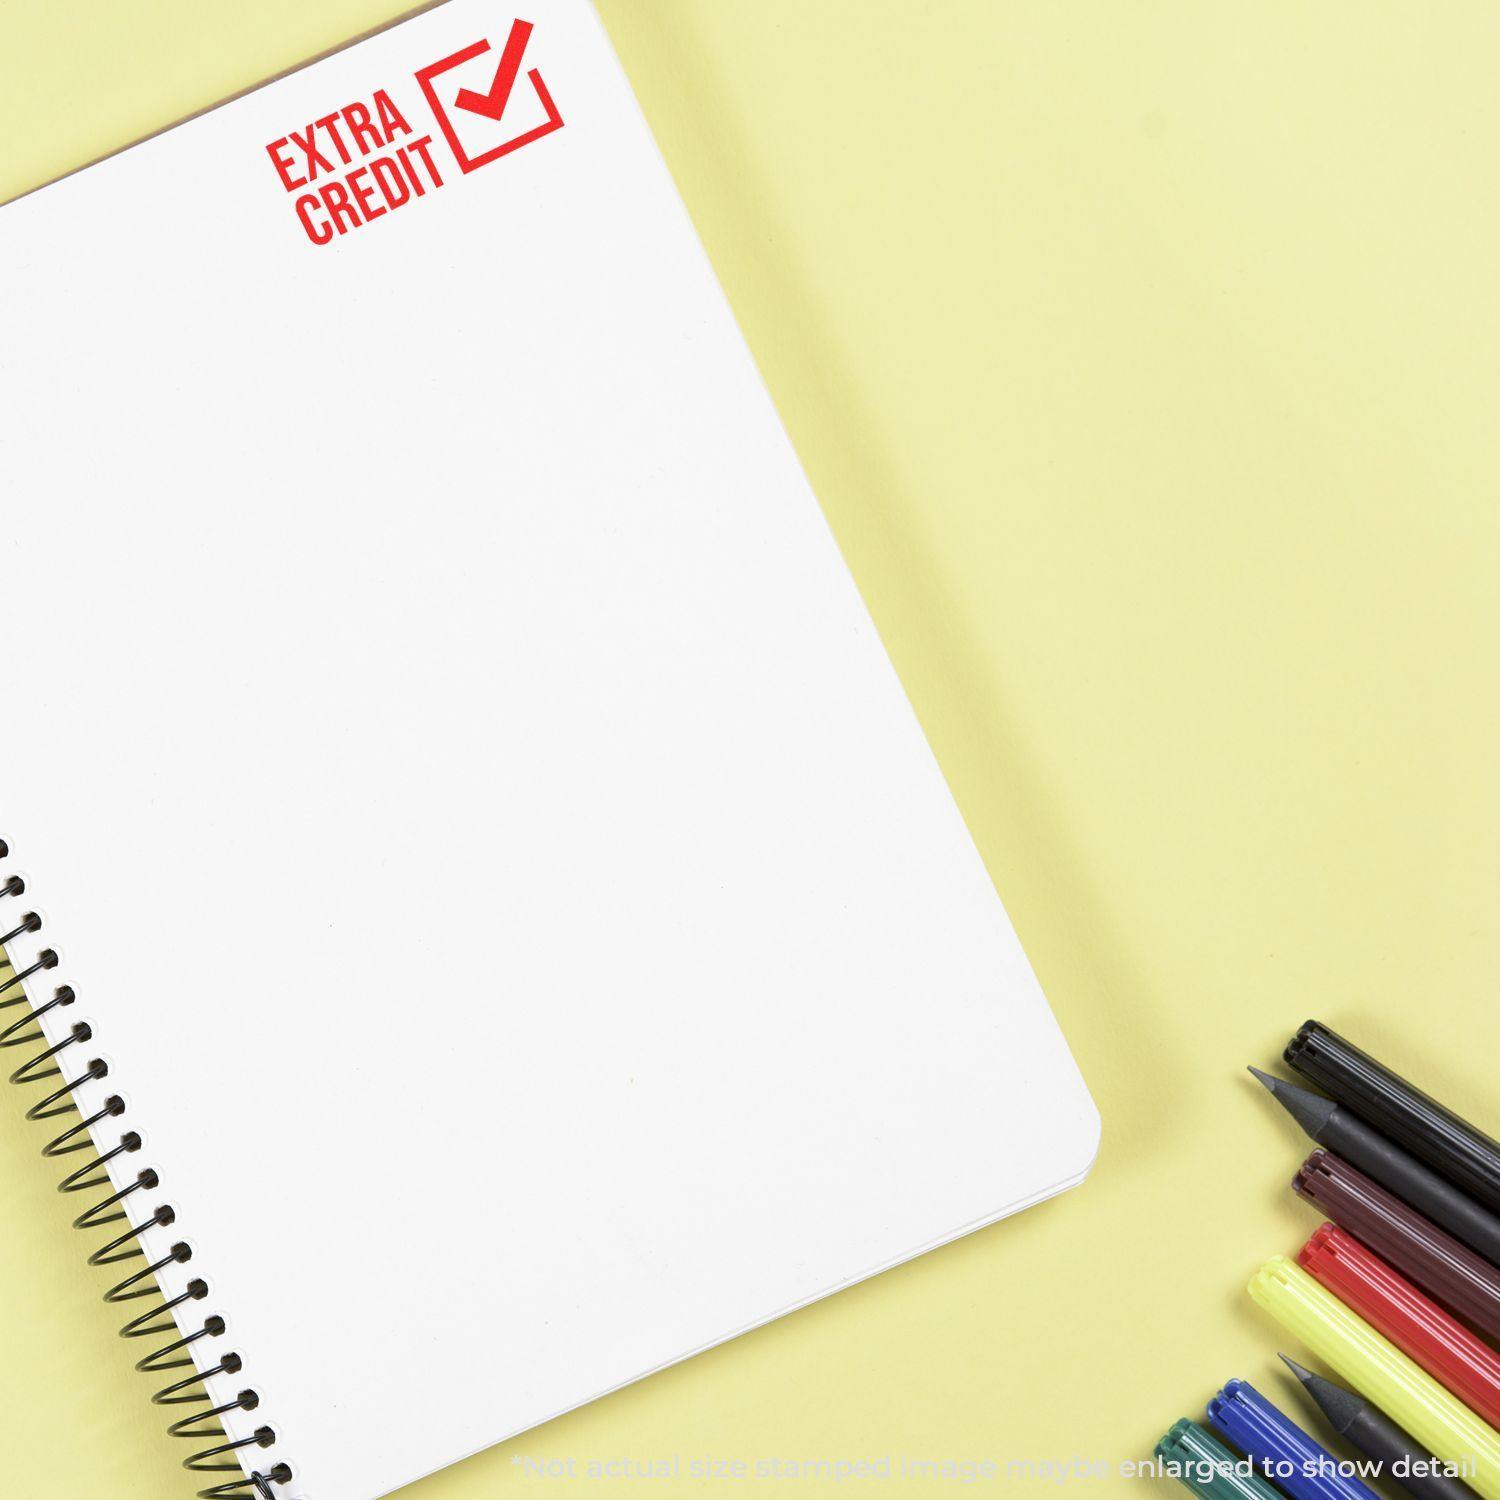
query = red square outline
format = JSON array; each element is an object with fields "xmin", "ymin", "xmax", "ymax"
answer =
[{"xmin": 416, "ymin": 36, "xmax": 564, "ymax": 175}]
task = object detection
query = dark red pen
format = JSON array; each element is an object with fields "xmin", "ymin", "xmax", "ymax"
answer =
[{"xmin": 1294, "ymin": 1149, "xmax": 1500, "ymax": 1343}]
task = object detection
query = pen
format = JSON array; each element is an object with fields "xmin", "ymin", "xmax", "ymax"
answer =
[
  {"xmin": 1209, "ymin": 1376, "xmax": 1381, "ymax": 1500},
  {"xmin": 1285, "ymin": 1023, "xmax": 1500, "ymax": 1215},
  {"xmin": 1294, "ymin": 1151, "xmax": 1500, "ymax": 1342},
  {"xmin": 1251, "ymin": 1067, "xmax": 1500, "ymax": 1266},
  {"xmin": 1156, "ymin": 1418, "xmax": 1286, "ymax": 1500},
  {"xmin": 1281, "ymin": 1356, "xmax": 1479, "ymax": 1500},
  {"xmin": 1247, "ymin": 1256, "xmax": 1500, "ymax": 1498},
  {"xmin": 1301, "ymin": 1224, "xmax": 1500, "ymax": 1429}
]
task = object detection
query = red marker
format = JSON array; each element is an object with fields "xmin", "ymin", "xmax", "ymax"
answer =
[{"xmin": 1300, "ymin": 1222, "xmax": 1500, "ymax": 1429}]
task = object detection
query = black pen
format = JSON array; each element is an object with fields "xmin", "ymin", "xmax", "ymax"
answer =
[{"xmin": 1285, "ymin": 1022, "xmax": 1500, "ymax": 1215}]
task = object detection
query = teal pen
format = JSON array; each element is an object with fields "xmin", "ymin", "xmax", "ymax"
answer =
[{"xmin": 1156, "ymin": 1418, "xmax": 1286, "ymax": 1500}]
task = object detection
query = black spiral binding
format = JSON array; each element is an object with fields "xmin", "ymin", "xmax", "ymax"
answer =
[{"xmin": 0, "ymin": 839, "xmax": 294, "ymax": 1500}]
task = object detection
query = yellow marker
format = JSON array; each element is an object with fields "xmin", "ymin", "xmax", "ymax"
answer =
[{"xmin": 1249, "ymin": 1256, "xmax": 1500, "ymax": 1500}]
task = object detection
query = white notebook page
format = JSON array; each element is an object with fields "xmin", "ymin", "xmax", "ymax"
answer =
[{"xmin": 0, "ymin": 4, "xmax": 1098, "ymax": 1497}]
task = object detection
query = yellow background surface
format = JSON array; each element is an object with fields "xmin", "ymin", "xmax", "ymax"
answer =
[{"xmin": 2, "ymin": 3, "xmax": 1498, "ymax": 1497}]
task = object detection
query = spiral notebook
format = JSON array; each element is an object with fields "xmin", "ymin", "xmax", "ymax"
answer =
[{"xmin": 0, "ymin": 3, "xmax": 1099, "ymax": 1497}]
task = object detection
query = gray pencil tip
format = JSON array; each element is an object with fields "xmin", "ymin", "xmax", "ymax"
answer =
[
  {"xmin": 1247, "ymin": 1065, "xmax": 1336, "ymax": 1139},
  {"xmin": 1278, "ymin": 1355, "xmax": 1361, "ymax": 1432}
]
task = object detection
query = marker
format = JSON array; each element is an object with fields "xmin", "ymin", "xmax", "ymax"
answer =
[
  {"xmin": 1294, "ymin": 1151, "xmax": 1500, "ymax": 1342},
  {"xmin": 1301, "ymin": 1224, "xmax": 1500, "ymax": 1429},
  {"xmin": 1285, "ymin": 1022, "xmax": 1500, "ymax": 1215},
  {"xmin": 1156, "ymin": 1418, "xmax": 1285, "ymax": 1500},
  {"xmin": 1281, "ymin": 1356, "xmax": 1479, "ymax": 1500},
  {"xmin": 1209, "ymin": 1376, "xmax": 1381, "ymax": 1500},
  {"xmin": 1247, "ymin": 1256, "xmax": 1500, "ymax": 1498},
  {"xmin": 1250, "ymin": 1067, "xmax": 1500, "ymax": 1266}
]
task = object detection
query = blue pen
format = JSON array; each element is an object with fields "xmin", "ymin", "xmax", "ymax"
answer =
[{"xmin": 1209, "ymin": 1378, "xmax": 1382, "ymax": 1500}]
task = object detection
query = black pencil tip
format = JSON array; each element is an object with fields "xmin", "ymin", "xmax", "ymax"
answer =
[
  {"xmin": 1247, "ymin": 1065, "xmax": 1337, "ymax": 1140},
  {"xmin": 1278, "ymin": 1355, "xmax": 1361, "ymax": 1433}
]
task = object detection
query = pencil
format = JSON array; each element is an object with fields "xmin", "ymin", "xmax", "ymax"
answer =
[
  {"xmin": 1281, "ymin": 1356, "xmax": 1479, "ymax": 1500},
  {"xmin": 1251, "ymin": 1067, "xmax": 1500, "ymax": 1265}
]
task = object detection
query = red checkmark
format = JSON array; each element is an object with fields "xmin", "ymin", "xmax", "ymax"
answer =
[
  {"xmin": 453, "ymin": 18, "xmax": 533, "ymax": 121},
  {"xmin": 415, "ymin": 21, "xmax": 564, "ymax": 176}
]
